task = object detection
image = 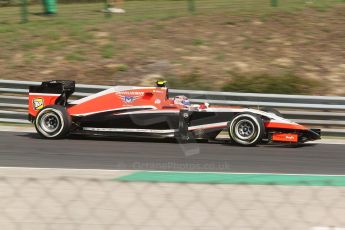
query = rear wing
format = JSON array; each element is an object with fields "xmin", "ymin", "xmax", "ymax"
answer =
[{"xmin": 28, "ymin": 80, "xmax": 75, "ymax": 120}]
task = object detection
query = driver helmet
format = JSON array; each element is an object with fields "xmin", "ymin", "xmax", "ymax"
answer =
[{"xmin": 173, "ymin": 95, "xmax": 191, "ymax": 107}]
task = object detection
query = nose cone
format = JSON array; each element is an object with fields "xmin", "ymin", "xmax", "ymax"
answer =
[
  {"xmin": 264, "ymin": 121, "xmax": 308, "ymax": 130},
  {"xmin": 300, "ymin": 129, "xmax": 321, "ymax": 143},
  {"xmin": 309, "ymin": 129, "xmax": 321, "ymax": 140}
]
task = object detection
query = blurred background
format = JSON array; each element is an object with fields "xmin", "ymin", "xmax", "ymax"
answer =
[{"xmin": 0, "ymin": 0, "xmax": 344, "ymax": 95}]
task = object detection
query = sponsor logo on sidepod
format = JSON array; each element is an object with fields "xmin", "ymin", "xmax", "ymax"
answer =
[
  {"xmin": 120, "ymin": 96, "xmax": 140, "ymax": 104},
  {"xmin": 33, "ymin": 98, "xmax": 44, "ymax": 110},
  {"xmin": 116, "ymin": 92, "xmax": 144, "ymax": 104}
]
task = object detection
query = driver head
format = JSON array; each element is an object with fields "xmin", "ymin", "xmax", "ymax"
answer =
[{"xmin": 173, "ymin": 95, "xmax": 191, "ymax": 107}]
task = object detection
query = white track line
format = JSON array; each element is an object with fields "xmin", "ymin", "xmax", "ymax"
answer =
[
  {"xmin": 144, "ymin": 170, "xmax": 345, "ymax": 177},
  {"xmin": 0, "ymin": 167, "xmax": 344, "ymax": 177},
  {"xmin": 0, "ymin": 167, "xmax": 135, "ymax": 179},
  {"xmin": 0, "ymin": 166, "xmax": 133, "ymax": 173}
]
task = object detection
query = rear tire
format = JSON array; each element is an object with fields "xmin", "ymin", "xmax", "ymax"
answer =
[
  {"xmin": 228, "ymin": 113, "xmax": 265, "ymax": 146},
  {"xmin": 35, "ymin": 105, "xmax": 71, "ymax": 139}
]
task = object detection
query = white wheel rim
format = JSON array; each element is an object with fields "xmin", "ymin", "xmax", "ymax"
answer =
[
  {"xmin": 35, "ymin": 108, "xmax": 65, "ymax": 138},
  {"xmin": 229, "ymin": 114, "xmax": 262, "ymax": 145},
  {"xmin": 40, "ymin": 113, "xmax": 60, "ymax": 133},
  {"xmin": 234, "ymin": 119, "xmax": 255, "ymax": 140}
]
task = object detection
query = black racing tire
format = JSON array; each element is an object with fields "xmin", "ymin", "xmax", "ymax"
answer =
[
  {"xmin": 260, "ymin": 107, "xmax": 283, "ymax": 117},
  {"xmin": 34, "ymin": 105, "xmax": 71, "ymax": 139},
  {"xmin": 228, "ymin": 113, "xmax": 265, "ymax": 146}
]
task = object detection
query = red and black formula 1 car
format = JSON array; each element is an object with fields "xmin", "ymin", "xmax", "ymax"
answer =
[{"xmin": 28, "ymin": 80, "xmax": 321, "ymax": 146}]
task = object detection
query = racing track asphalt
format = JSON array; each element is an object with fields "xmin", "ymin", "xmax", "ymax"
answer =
[{"xmin": 0, "ymin": 131, "xmax": 344, "ymax": 175}]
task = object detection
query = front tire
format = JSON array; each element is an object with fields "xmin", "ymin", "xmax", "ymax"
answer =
[
  {"xmin": 35, "ymin": 105, "xmax": 71, "ymax": 139},
  {"xmin": 228, "ymin": 113, "xmax": 265, "ymax": 146}
]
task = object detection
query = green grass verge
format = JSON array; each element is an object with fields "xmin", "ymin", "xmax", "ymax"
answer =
[
  {"xmin": 222, "ymin": 73, "xmax": 322, "ymax": 94},
  {"xmin": 0, "ymin": 1, "xmax": 344, "ymax": 94},
  {"xmin": 1, "ymin": 0, "xmax": 344, "ymax": 24},
  {"xmin": 167, "ymin": 72, "xmax": 322, "ymax": 94}
]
